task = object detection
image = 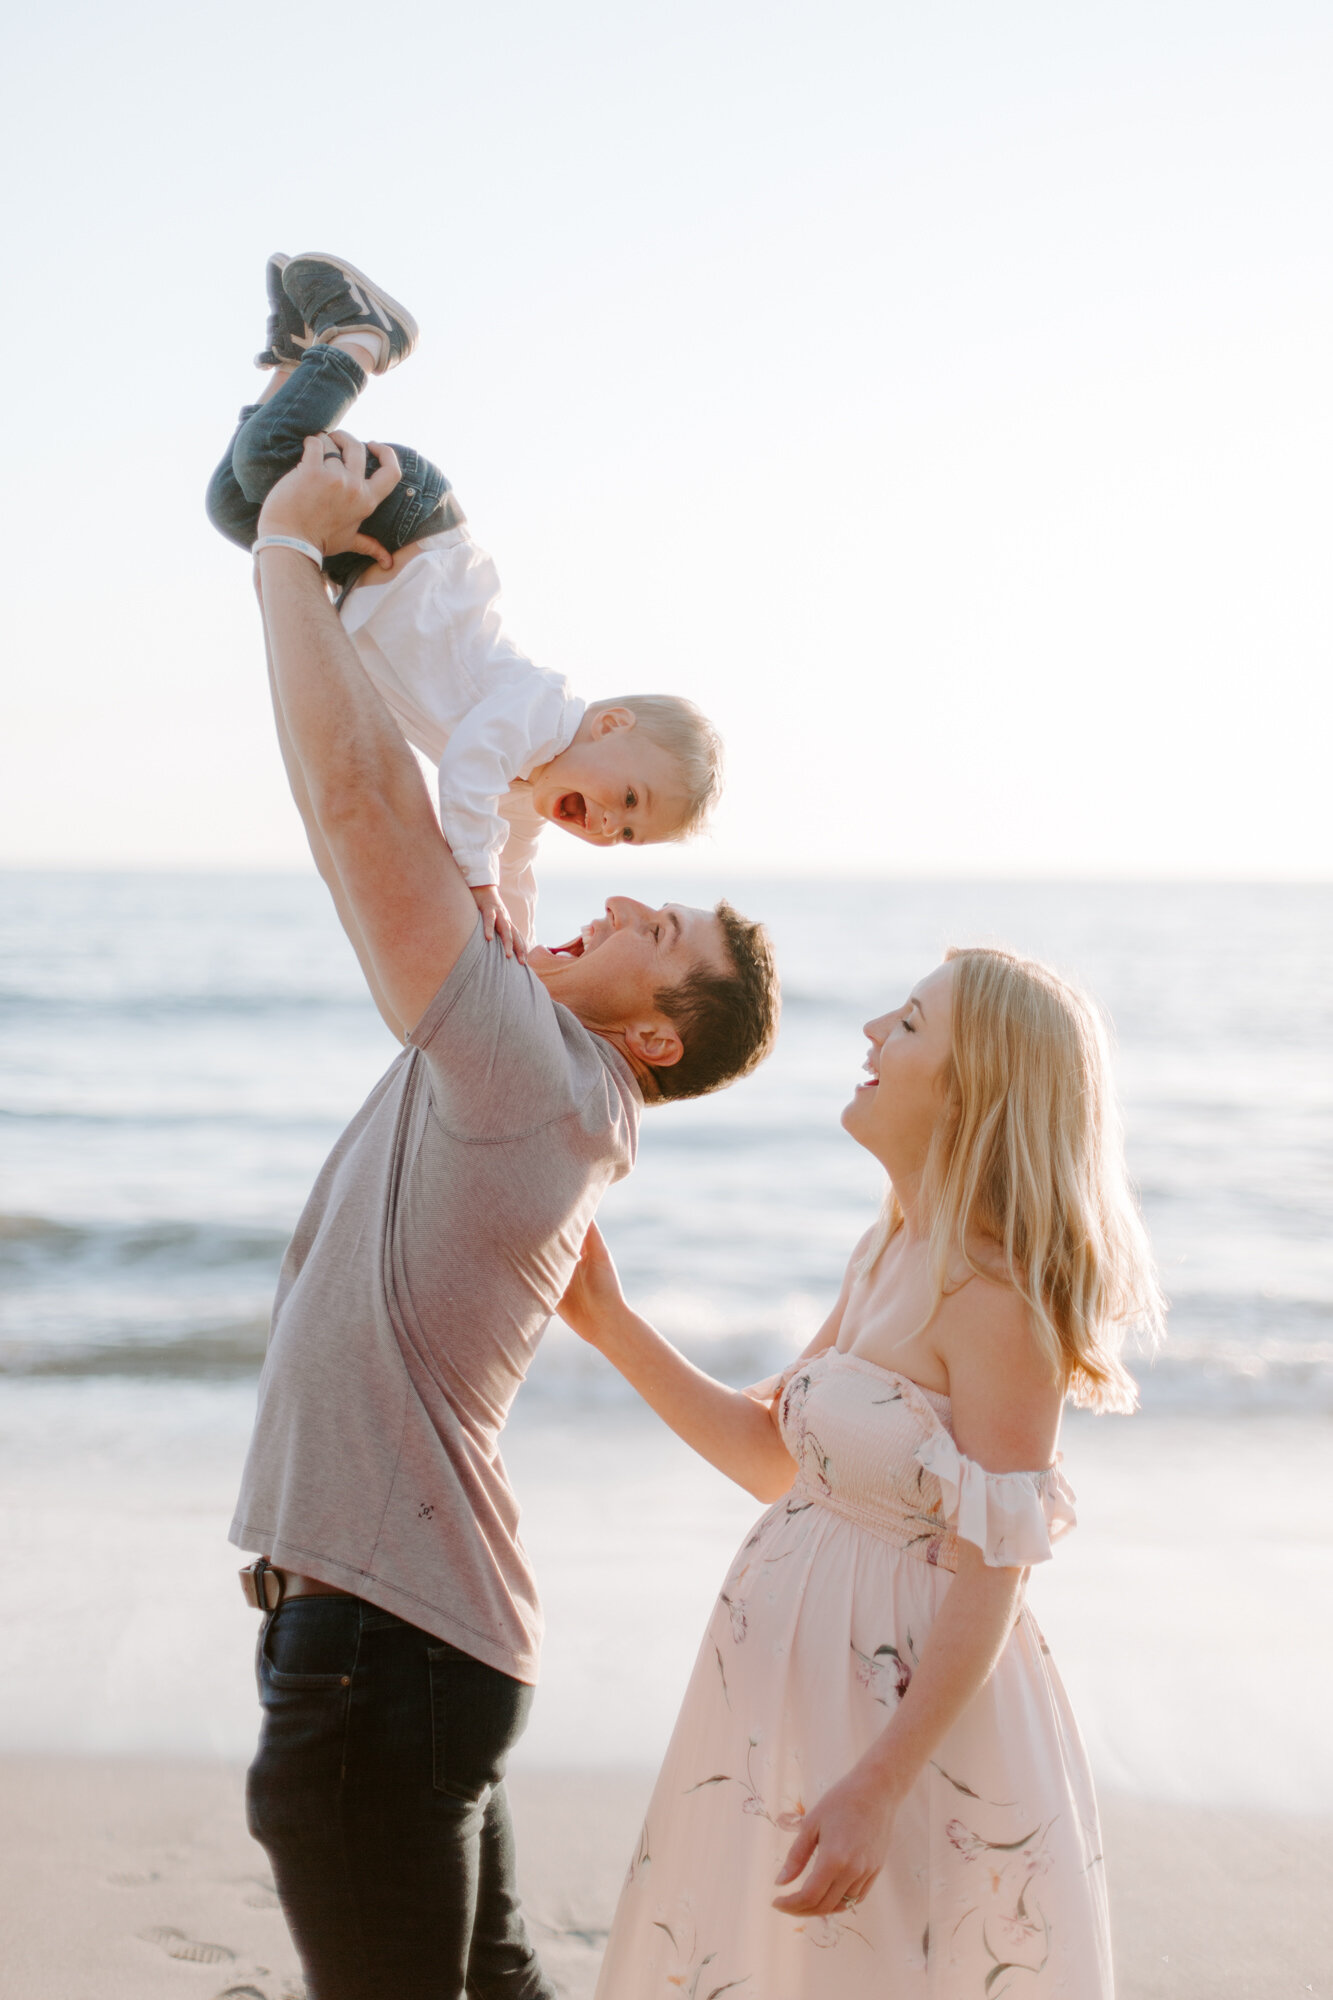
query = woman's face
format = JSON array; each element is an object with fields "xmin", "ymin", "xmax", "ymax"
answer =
[{"xmin": 841, "ymin": 961, "xmax": 955, "ymax": 1173}]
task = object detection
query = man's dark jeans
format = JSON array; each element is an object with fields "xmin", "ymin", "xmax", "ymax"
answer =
[
  {"xmin": 247, "ymin": 1595, "xmax": 555, "ymax": 2000},
  {"xmin": 204, "ymin": 343, "xmax": 461, "ymax": 588}
]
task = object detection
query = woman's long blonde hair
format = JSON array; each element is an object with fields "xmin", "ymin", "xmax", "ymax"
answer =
[{"xmin": 863, "ymin": 946, "xmax": 1164, "ymax": 1412}]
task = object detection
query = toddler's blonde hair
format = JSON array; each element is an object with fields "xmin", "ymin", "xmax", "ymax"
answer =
[
  {"xmin": 586, "ymin": 696, "xmax": 724, "ymax": 838},
  {"xmin": 864, "ymin": 945, "xmax": 1164, "ymax": 1412}
]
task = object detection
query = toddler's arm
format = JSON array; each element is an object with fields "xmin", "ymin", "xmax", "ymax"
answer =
[
  {"xmin": 436, "ymin": 681, "xmax": 576, "ymax": 944},
  {"xmin": 469, "ymin": 883, "xmax": 523, "ymax": 960},
  {"xmin": 492, "ymin": 801, "xmax": 540, "ymax": 958}
]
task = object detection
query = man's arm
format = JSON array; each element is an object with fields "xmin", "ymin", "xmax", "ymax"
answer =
[
  {"xmin": 255, "ymin": 434, "xmax": 479, "ymax": 1031},
  {"xmin": 262, "ymin": 632, "xmax": 408, "ymax": 1041}
]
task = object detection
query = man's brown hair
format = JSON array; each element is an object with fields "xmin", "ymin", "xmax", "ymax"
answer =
[{"xmin": 649, "ymin": 901, "xmax": 780, "ymax": 1102}]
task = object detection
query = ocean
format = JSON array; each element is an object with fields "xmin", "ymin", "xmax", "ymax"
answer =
[{"xmin": 1, "ymin": 872, "xmax": 1330, "ymax": 1807}]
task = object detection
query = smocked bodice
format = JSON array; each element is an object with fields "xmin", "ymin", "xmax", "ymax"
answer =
[{"xmin": 775, "ymin": 1347, "xmax": 1077, "ymax": 1571}]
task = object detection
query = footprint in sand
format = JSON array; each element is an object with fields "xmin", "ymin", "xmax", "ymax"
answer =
[
  {"xmin": 215, "ymin": 1986, "xmax": 306, "ymax": 2000},
  {"xmin": 233, "ymin": 1874, "xmax": 281, "ymax": 1909},
  {"xmin": 138, "ymin": 1923, "xmax": 236, "ymax": 1965},
  {"xmin": 533, "ymin": 1911, "xmax": 609, "ymax": 1949}
]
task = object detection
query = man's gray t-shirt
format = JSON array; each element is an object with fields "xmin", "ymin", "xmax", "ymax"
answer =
[{"xmin": 230, "ymin": 921, "xmax": 641, "ymax": 1682}]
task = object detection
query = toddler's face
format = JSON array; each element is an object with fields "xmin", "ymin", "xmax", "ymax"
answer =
[{"xmin": 531, "ymin": 723, "xmax": 688, "ymax": 847}]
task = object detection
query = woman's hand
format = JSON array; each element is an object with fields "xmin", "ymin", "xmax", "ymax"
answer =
[
  {"xmin": 557, "ymin": 1222, "xmax": 627, "ymax": 1350},
  {"xmin": 772, "ymin": 1763, "xmax": 899, "ymax": 1918},
  {"xmin": 257, "ymin": 430, "xmax": 398, "ymax": 566}
]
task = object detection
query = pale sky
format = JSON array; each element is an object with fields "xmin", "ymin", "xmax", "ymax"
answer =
[{"xmin": 2, "ymin": 0, "xmax": 1329, "ymax": 879}]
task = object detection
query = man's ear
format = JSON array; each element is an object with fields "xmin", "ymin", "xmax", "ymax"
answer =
[
  {"xmin": 622, "ymin": 1016, "xmax": 683, "ymax": 1072},
  {"xmin": 589, "ymin": 705, "xmax": 636, "ymax": 738}
]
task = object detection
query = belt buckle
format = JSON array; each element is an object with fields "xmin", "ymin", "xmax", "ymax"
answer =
[{"xmin": 239, "ymin": 1558, "xmax": 284, "ymax": 1611}]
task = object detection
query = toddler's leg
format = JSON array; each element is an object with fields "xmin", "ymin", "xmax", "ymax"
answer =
[
  {"xmin": 205, "ymin": 250, "xmax": 459, "ymax": 580},
  {"xmin": 203, "ymin": 373, "xmax": 298, "ymax": 554},
  {"xmin": 207, "ymin": 352, "xmax": 460, "ymax": 582},
  {"xmin": 204, "ymin": 346, "xmax": 365, "ymax": 551},
  {"xmin": 204, "ymin": 411, "xmax": 266, "ymax": 554},
  {"xmin": 229, "ymin": 344, "xmax": 370, "ymax": 508},
  {"xmin": 205, "ymin": 254, "xmax": 316, "ymax": 551},
  {"xmin": 244, "ymin": 253, "xmax": 421, "ymax": 513}
]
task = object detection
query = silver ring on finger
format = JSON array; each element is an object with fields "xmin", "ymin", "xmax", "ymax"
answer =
[{"xmin": 839, "ymin": 1895, "xmax": 859, "ymax": 1911}]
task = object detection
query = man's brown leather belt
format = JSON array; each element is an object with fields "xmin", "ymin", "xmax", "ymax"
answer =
[{"xmin": 239, "ymin": 1557, "xmax": 353, "ymax": 1611}]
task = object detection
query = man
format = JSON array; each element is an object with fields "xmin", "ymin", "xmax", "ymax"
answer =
[{"xmin": 230, "ymin": 432, "xmax": 780, "ymax": 2000}]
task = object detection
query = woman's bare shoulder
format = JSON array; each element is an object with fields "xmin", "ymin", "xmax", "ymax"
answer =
[
  {"xmin": 936, "ymin": 1266, "xmax": 1064, "ymax": 1469},
  {"xmin": 940, "ymin": 1258, "xmax": 1033, "ymax": 1336}
]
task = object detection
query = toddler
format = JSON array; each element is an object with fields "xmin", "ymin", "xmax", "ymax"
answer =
[{"xmin": 206, "ymin": 251, "xmax": 722, "ymax": 952}]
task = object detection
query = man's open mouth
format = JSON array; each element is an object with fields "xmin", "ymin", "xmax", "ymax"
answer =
[
  {"xmin": 545, "ymin": 918, "xmax": 605, "ymax": 960},
  {"xmin": 556, "ymin": 792, "xmax": 588, "ymax": 827}
]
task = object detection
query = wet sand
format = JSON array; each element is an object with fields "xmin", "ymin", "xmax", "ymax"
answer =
[{"xmin": 0, "ymin": 1756, "xmax": 1328, "ymax": 1997}]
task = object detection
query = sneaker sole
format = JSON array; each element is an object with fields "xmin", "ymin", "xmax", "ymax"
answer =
[
  {"xmin": 284, "ymin": 252, "xmax": 419, "ymax": 374},
  {"xmin": 255, "ymin": 251, "xmax": 304, "ymax": 370}
]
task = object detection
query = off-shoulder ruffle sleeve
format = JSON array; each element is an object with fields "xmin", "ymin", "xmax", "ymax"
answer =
[{"xmin": 913, "ymin": 1428, "xmax": 1078, "ymax": 1568}]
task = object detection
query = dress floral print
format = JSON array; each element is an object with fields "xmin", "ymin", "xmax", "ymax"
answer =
[{"xmin": 593, "ymin": 1349, "xmax": 1110, "ymax": 1999}]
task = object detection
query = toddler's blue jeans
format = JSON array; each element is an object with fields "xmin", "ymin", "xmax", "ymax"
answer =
[
  {"xmin": 247, "ymin": 1593, "xmax": 555, "ymax": 2000},
  {"xmin": 205, "ymin": 344, "xmax": 461, "ymax": 588}
]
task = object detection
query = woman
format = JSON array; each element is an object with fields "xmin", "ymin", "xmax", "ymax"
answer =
[{"xmin": 558, "ymin": 946, "xmax": 1164, "ymax": 1998}]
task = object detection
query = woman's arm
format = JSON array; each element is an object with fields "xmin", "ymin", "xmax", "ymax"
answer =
[
  {"xmin": 557, "ymin": 1224, "xmax": 798, "ymax": 1501},
  {"xmin": 557, "ymin": 1224, "xmax": 874, "ymax": 1498},
  {"xmin": 773, "ymin": 1277, "xmax": 1065, "ymax": 1917},
  {"xmin": 773, "ymin": 1547, "xmax": 1025, "ymax": 1915}
]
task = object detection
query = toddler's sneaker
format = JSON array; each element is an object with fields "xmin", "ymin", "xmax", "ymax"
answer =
[
  {"xmin": 280, "ymin": 253, "xmax": 418, "ymax": 376},
  {"xmin": 254, "ymin": 252, "xmax": 313, "ymax": 370}
]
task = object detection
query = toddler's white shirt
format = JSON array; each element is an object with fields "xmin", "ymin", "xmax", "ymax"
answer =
[{"xmin": 339, "ymin": 527, "xmax": 584, "ymax": 947}]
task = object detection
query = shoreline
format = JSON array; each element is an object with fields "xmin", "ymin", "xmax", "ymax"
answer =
[{"xmin": 1, "ymin": 1755, "xmax": 1328, "ymax": 1998}]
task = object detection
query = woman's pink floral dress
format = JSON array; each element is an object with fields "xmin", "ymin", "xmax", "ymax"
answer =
[{"xmin": 594, "ymin": 1349, "xmax": 1113, "ymax": 1999}]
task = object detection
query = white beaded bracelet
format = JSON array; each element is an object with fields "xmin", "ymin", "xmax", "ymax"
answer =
[{"xmin": 252, "ymin": 534, "xmax": 324, "ymax": 569}]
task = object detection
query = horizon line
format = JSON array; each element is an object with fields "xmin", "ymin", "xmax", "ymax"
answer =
[{"xmin": 2, "ymin": 861, "xmax": 1329, "ymax": 889}]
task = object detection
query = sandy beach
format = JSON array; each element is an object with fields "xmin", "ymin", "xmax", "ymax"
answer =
[
  {"xmin": 1, "ymin": 1754, "xmax": 1328, "ymax": 1999},
  {"xmin": 3, "ymin": 1405, "xmax": 1332, "ymax": 1998}
]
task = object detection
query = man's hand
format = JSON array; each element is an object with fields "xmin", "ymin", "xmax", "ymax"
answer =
[
  {"xmin": 470, "ymin": 884, "xmax": 525, "ymax": 961},
  {"xmin": 258, "ymin": 431, "xmax": 399, "ymax": 567}
]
